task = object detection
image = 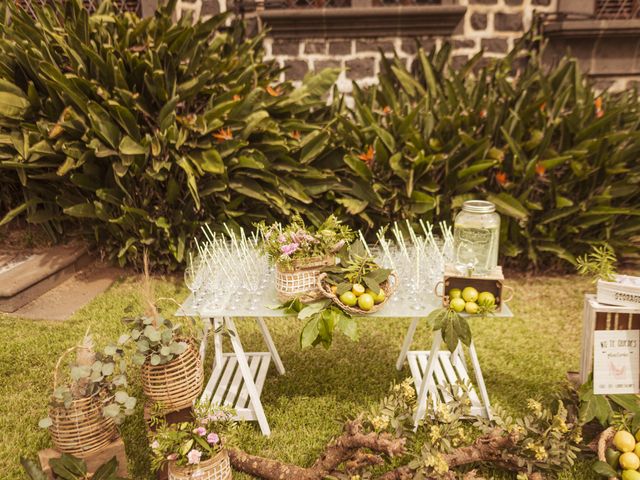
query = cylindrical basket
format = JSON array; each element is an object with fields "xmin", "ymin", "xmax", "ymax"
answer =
[
  {"xmin": 168, "ymin": 449, "xmax": 232, "ymax": 480},
  {"xmin": 317, "ymin": 271, "xmax": 399, "ymax": 315},
  {"xmin": 597, "ymin": 427, "xmax": 617, "ymax": 480},
  {"xmin": 141, "ymin": 341, "xmax": 204, "ymax": 412},
  {"xmin": 49, "ymin": 347, "xmax": 117, "ymax": 455},
  {"xmin": 275, "ymin": 256, "xmax": 335, "ymax": 304}
]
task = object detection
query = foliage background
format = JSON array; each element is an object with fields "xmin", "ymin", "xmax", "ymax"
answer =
[{"xmin": 0, "ymin": 1, "xmax": 638, "ymax": 270}]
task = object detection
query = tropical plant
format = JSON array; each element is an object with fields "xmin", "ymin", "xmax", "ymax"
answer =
[
  {"xmin": 0, "ymin": 0, "xmax": 339, "ymax": 269},
  {"xmin": 39, "ymin": 330, "xmax": 136, "ymax": 428},
  {"xmin": 150, "ymin": 401, "xmax": 235, "ymax": 471},
  {"xmin": 328, "ymin": 30, "xmax": 640, "ymax": 269},
  {"xmin": 256, "ymin": 214, "xmax": 353, "ymax": 268},
  {"xmin": 21, "ymin": 454, "xmax": 125, "ymax": 480},
  {"xmin": 577, "ymin": 243, "xmax": 618, "ymax": 282}
]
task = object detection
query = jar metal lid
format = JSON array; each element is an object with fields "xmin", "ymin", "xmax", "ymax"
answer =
[{"xmin": 462, "ymin": 200, "xmax": 496, "ymax": 213}]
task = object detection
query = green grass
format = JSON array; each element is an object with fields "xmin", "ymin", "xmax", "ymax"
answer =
[{"xmin": 0, "ymin": 273, "xmax": 612, "ymax": 479}]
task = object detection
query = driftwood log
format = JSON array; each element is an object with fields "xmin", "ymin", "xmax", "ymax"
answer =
[{"xmin": 228, "ymin": 420, "xmax": 545, "ymax": 480}]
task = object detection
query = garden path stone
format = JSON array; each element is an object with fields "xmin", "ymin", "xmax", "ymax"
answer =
[{"xmin": 10, "ymin": 262, "xmax": 121, "ymax": 321}]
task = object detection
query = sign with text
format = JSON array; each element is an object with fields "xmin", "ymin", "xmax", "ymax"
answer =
[{"xmin": 593, "ymin": 329, "xmax": 640, "ymax": 394}]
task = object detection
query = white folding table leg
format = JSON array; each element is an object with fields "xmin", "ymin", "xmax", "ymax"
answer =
[
  {"xmin": 225, "ymin": 317, "xmax": 271, "ymax": 436},
  {"xmin": 256, "ymin": 317, "xmax": 285, "ymax": 375},
  {"xmin": 212, "ymin": 317, "xmax": 223, "ymax": 369},
  {"xmin": 396, "ymin": 317, "xmax": 420, "ymax": 370},
  {"xmin": 413, "ymin": 330, "xmax": 443, "ymax": 428},
  {"xmin": 199, "ymin": 318, "xmax": 211, "ymax": 363},
  {"xmin": 469, "ymin": 341, "xmax": 492, "ymax": 420}
]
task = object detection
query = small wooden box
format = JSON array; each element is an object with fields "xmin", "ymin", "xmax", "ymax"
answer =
[
  {"xmin": 144, "ymin": 405, "xmax": 194, "ymax": 480},
  {"xmin": 597, "ymin": 275, "xmax": 640, "ymax": 309},
  {"xmin": 579, "ymin": 294, "xmax": 640, "ymax": 384},
  {"xmin": 38, "ymin": 438, "xmax": 127, "ymax": 480},
  {"xmin": 442, "ymin": 265, "xmax": 506, "ymax": 312}
]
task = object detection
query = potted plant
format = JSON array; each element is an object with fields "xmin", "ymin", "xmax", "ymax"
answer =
[
  {"xmin": 150, "ymin": 402, "xmax": 235, "ymax": 480},
  {"xmin": 39, "ymin": 330, "xmax": 136, "ymax": 455},
  {"xmin": 121, "ymin": 256, "xmax": 204, "ymax": 412},
  {"xmin": 257, "ymin": 214, "xmax": 354, "ymax": 303}
]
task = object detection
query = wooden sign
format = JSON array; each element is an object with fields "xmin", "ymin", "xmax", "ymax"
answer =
[{"xmin": 593, "ymin": 329, "xmax": 640, "ymax": 394}]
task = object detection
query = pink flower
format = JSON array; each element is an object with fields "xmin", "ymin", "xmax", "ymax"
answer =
[
  {"xmin": 277, "ymin": 234, "xmax": 286, "ymax": 243},
  {"xmin": 167, "ymin": 453, "xmax": 178, "ymax": 461},
  {"xmin": 207, "ymin": 432, "xmax": 220, "ymax": 445},
  {"xmin": 280, "ymin": 242, "xmax": 299, "ymax": 256},
  {"xmin": 187, "ymin": 449, "xmax": 202, "ymax": 465},
  {"xmin": 193, "ymin": 427, "xmax": 207, "ymax": 436},
  {"xmin": 151, "ymin": 440, "xmax": 160, "ymax": 450}
]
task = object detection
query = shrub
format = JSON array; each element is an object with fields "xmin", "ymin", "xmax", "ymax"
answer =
[
  {"xmin": 0, "ymin": 0, "xmax": 339, "ymax": 269},
  {"xmin": 329, "ymin": 34, "xmax": 640, "ymax": 268}
]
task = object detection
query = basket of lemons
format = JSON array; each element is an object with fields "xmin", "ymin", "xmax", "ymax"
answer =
[
  {"xmin": 596, "ymin": 427, "xmax": 640, "ymax": 480},
  {"xmin": 317, "ymin": 240, "xmax": 398, "ymax": 315}
]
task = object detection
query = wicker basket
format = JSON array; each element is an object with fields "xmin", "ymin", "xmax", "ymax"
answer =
[
  {"xmin": 49, "ymin": 348, "xmax": 118, "ymax": 455},
  {"xmin": 141, "ymin": 341, "xmax": 204, "ymax": 413},
  {"xmin": 597, "ymin": 427, "xmax": 618, "ymax": 480},
  {"xmin": 275, "ymin": 256, "xmax": 335, "ymax": 304},
  {"xmin": 168, "ymin": 449, "xmax": 232, "ymax": 480},
  {"xmin": 317, "ymin": 271, "xmax": 399, "ymax": 315}
]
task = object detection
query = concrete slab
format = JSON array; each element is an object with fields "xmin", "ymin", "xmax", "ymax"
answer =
[{"xmin": 12, "ymin": 263, "xmax": 122, "ymax": 321}]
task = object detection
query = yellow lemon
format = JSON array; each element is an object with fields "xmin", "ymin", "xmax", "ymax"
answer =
[
  {"xmin": 357, "ymin": 293, "xmax": 374, "ymax": 311},
  {"xmin": 462, "ymin": 287, "xmax": 479, "ymax": 302},
  {"xmin": 450, "ymin": 297, "xmax": 466, "ymax": 313},
  {"xmin": 619, "ymin": 452, "xmax": 640, "ymax": 470},
  {"xmin": 614, "ymin": 430, "xmax": 637, "ymax": 453},
  {"xmin": 448, "ymin": 288, "xmax": 462, "ymax": 299},
  {"xmin": 352, "ymin": 284, "xmax": 365, "ymax": 297},
  {"xmin": 339, "ymin": 291, "xmax": 357, "ymax": 307},
  {"xmin": 366, "ymin": 288, "xmax": 386, "ymax": 304}
]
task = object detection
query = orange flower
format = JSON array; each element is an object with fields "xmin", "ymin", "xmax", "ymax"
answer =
[
  {"xmin": 266, "ymin": 86, "xmax": 282, "ymax": 97},
  {"xmin": 233, "ymin": 94, "xmax": 241, "ymax": 101},
  {"xmin": 358, "ymin": 145, "xmax": 375, "ymax": 168},
  {"xmin": 479, "ymin": 109, "xmax": 487, "ymax": 119},
  {"xmin": 383, "ymin": 106, "xmax": 392, "ymax": 115},
  {"xmin": 595, "ymin": 97, "xmax": 604, "ymax": 118},
  {"xmin": 535, "ymin": 163, "xmax": 546, "ymax": 177},
  {"xmin": 291, "ymin": 130, "xmax": 301, "ymax": 140},
  {"xmin": 539, "ymin": 102, "xmax": 546, "ymax": 112},
  {"xmin": 495, "ymin": 171, "xmax": 507, "ymax": 186},
  {"xmin": 213, "ymin": 127, "xmax": 233, "ymax": 142}
]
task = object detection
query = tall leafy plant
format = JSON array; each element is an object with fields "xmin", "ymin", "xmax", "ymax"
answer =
[
  {"xmin": 329, "ymin": 33, "xmax": 640, "ymax": 268},
  {"xmin": 0, "ymin": 0, "xmax": 339, "ymax": 269}
]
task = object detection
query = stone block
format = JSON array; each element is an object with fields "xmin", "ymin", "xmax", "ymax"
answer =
[
  {"xmin": 402, "ymin": 37, "xmax": 436, "ymax": 55},
  {"xmin": 329, "ymin": 40, "xmax": 352, "ymax": 55},
  {"xmin": 481, "ymin": 38, "xmax": 509, "ymax": 53},
  {"xmin": 504, "ymin": 0, "xmax": 522, "ymax": 4},
  {"xmin": 200, "ymin": 0, "xmax": 220, "ymax": 16},
  {"xmin": 356, "ymin": 39, "xmax": 395, "ymax": 54},
  {"xmin": 314, "ymin": 59, "xmax": 342, "ymax": 71},
  {"xmin": 469, "ymin": 0, "xmax": 497, "ymax": 4},
  {"xmin": 38, "ymin": 438, "xmax": 127, "ymax": 480},
  {"xmin": 470, "ymin": 12, "xmax": 487, "ymax": 31},
  {"xmin": 346, "ymin": 58, "xmax": 375, "ymax": 79},
  {"xmin": 271, "ymin": 39, "xmax": 299, "ymax": 56},
  {"xmin": 451, "ymin": 55, "xmax": 469, "ymax": 70},
  {"xmin": 494, "ymin": 12, "xmax": 523, "ymax": 32},
  {"xmin": 284, "ymin": 60, "xmax": 309, "ymax": 81},
  {"xmin": 304, "ymin": 41, "xmax": 327, "ymax": 55},
  {"xmin": 452, "ymin": 39, "xmax": 476, "ymax": 49}
]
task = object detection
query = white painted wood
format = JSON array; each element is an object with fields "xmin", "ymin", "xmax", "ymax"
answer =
[
  {"xmin": 396, "ymin": 317, "xmax": 420, "ymax": 370},
  {"xmin": 257, "ymin": 317, "xmax": 285, "ymax": 375},
  {"xmin": 449, "ymin": 347, "xmax": 482, "ymax": 407},
  {"xmin": 201, "ymin": 359, "xmax": 224, "ymax": 403},
  {"xmin": 413, "ymin": 330, "xmax": 442, "ymax": 427},
  {"xmin": 225, "ymin": 317, "xmax": 272, "ymax": 436},
  {"xmin": 213, "ymin": 317, "xmax": 223, "ymax": 370},
  {"xmin": 199, "ymin": 317, "xmax": 211, "ymax": 363},
  {"xmin": 597, "ymin": 275, "xmax": 640, "ymax": 309},
  {"xmin": 468, "ymin": 341, "xmax": 491, "ymax": 420},
  {"xmin": 237, "ymin": 354, "xmax": 262, "ymax": 409},
  {"xmin": 224, "ymin": 357, "xmax": 245, "ymax": 407},
  {"xmin": 212, "ymin": 356, "xmax": 237, "ymax": 405}
]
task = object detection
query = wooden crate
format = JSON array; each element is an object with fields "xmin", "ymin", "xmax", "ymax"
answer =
[
  {"xmin": 442, "ymin": 265, "xmax": 506, "ymax": 312},
  {"xmin": 597, "ymin": 274, "xmax": 640, "ymax": 309},
  {"xmin": 579, "ymin": 294, "xmax": 640, "ymax": 384},
  {"xmin": 38, "ymin": 438, "xmax": 127, "ymax": 480}
]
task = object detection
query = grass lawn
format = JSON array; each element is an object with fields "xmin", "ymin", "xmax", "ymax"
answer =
[{"xmin": 0, "ymin": 272, "xmax": 614, "ymax": 479}]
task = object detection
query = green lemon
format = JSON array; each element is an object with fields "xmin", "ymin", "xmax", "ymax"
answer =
[
  {"xmin": 614, "ymin": 431, "xmax": 637, "ymax": 453},
  {"xmin": 635, "ymin": 429, "xmax": 640, "ymax": 443},
  {"xmin": 352, "ymin": 284, "xmax": 365, "ymax": 297},
  {"xmin": 606, "ymin": 447, "xmax": 621, "ymax": 469},
  {"xmin": 366, "ymin": 288, "xmax": 386, "ymax": 304},
  {"xmin": 450, "ymin": 297, "xmax": 466, "ymax": 313},
  {"xmin": 477, "ymin": 291, "xmax": 496, "ymax": 307},
  {"xmin": 622, "ymin": 470, "xmax": 640, "ymax": 480},
  {"xmin": 358, "ymin": 293, "xmax": 375, "ymax": 311},
  {"xmin": 462, "ymin": 287, "xmax": 479, "ymax": 303},
  {"xmin": 339, "ymin": 291, "xmax": 357, "ymax": 307},
  {"xmin": 619, "ymin": 452, "xmax": 640, "ymax": 470},
  {"xmin": 464, "ymin": 301, "xmax": 479, "ymax": 314},
  {"xmin": 448, "ymin": 288, "xmax": 462, "ymax": 299}
]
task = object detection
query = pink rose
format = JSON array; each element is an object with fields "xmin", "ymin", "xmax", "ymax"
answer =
[
  {"xmin": 193, "ymin": 427, "xmax": 207, "ymax": 436},
  {"xmin": 207, "ymin": 432, "xmax": 220, "ymax": 445},
  {"xmin": 187, "ymin": 449, "xmax": 202, "ymax": 465}
]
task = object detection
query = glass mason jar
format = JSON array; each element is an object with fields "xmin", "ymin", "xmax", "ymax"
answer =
[{"xmin": 453, "ymin": 200, "xmax": 500, "ymax": 275}]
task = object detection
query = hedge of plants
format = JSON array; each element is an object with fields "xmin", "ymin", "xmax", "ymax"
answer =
[{"xmin": 0, "ymin": 0, "xmax": 638, "ymax": 270}]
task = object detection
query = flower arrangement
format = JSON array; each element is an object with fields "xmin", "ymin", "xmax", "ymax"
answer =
[
  {"xmin": 257, "ymin": 214, "xmax": 354, "ymax": 268},
  {"xmin": 150, "ymin": 402, "xmax": 235, "ymax": 472}
]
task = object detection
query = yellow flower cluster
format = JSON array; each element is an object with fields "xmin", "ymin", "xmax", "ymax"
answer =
[
  {"xmin": 394, "ymin": 378, "xmax": 416, "ymax": 401},
  {"xmin": 371, "ymin": 414, "xmax": 390, "ymax": 431},
  {"xmin": 553, "ymin": 415, "xmax": 569, "ymax": 433},
  {"xmin": 526, "ymin": 399, "xmax": 543, "ymax": 416},
  {"xmin": 436, "ymin": 403, "xmax": 454, "ymax": 423},
  {"xmin": 424, "ymin": 452, "xmax": 449, "ymax": 474},
  {"xmin": 529, "ymin": 443, "xmax": 548, "ymax": 461},
  {"xmin": 429, "ymin": 425, "xmax": 442, "ymax": 443}
]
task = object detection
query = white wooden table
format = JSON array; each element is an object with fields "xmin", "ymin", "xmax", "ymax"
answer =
[{"xmin": 177, "ymin": 285, "xmax": 512, "ymax": 434}]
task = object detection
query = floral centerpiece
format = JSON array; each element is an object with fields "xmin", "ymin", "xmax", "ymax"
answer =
[
  {"xmin": 151, "ymin": 402, "xmax": 235, "ymax": 480},
  {"xmin": 257, "ymin": 214, "xmax": 354, "ymax": 303}
]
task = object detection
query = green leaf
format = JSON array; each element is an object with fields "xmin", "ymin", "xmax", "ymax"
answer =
[
  {"xmin": 336, "ymin": 198, "xmax": 368, "ymax": 215},
  {"xmin": 298, "ymin": 300, "xmax": 331, "ymax": 320},
  {"xmin": 485, "ymin": 193, "xmax": 529, "ymax": 221},
  {"xmin": 92, "ymin": 457, "xmax": 118, "ymax": 480},
  {"xmin": 300, "ymin": 318, "xmax": 320, "ymax": 349},
  {"xmin": 119, "ymin": 136, "xmax": 147, "ymax": 155},
  {"xmin": 0, "ymin": 91, "xmax": 31, "ymax": 119},
  {"xmin": 335, "ymin": 313, "xmax": 358, "ymax": 341},
  {"xmin": 592, "ymin": 460, "xmax": 618, "ymax": 477},
  {"xmin": 103, "ymin": 403, "xmax": 120, "ymax": 418},
  {"xmin": 0, "ymin": 199, "xmax": 39, "ymax": 227},
  {"xmin": 38, "ymin": 417, "xmax": 53, "ymax": 429},
  {"xmin": 362, "ymin": 276, "xmax": 381, "ymax": 295},
  {"xmin": 336, "ymin": 282, "xmax": 352, "ymax": 295},
  {"xmin": 21, "ymin": 458, "xmax": 48, "ymax": 480},
  {"xmin": 300, "ymin": 130, "xmax": 329, "ymax": 164},
  {"xmin": 190, "ymin": 149, "xmax": 224, "ymax": 174},
  {"xmin": 63, "ymin": 203, "xmax": 96, "ymax": 218},
  {"xmin": 344, "ymin": 155, "xmax": 372, "ymax": 181}
]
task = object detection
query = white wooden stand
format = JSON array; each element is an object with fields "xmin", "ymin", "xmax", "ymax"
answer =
[{"xmin": 579, "ymin": 294, "xmax": 640, "ymax": 384}]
